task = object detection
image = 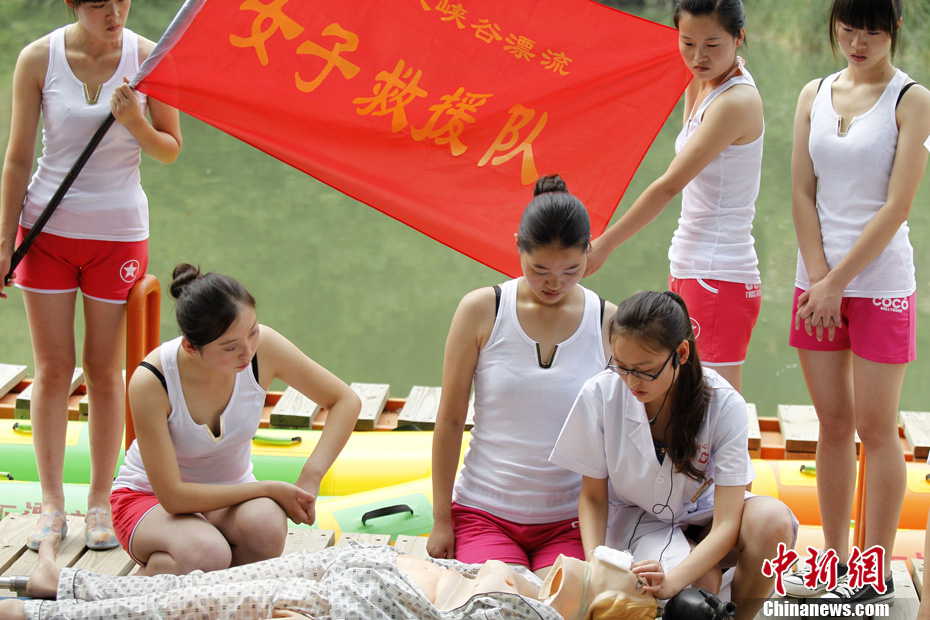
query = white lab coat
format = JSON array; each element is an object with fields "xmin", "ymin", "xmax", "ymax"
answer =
[{"xmin": 549, "ymin": 368, "xmax": 754, "ymax": 571}]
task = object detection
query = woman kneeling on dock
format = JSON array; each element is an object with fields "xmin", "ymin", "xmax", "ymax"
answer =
[
  {"xmin": 550, "ymin": 291, "xmax": 797, "ymax": 620},
  {"xmin": 108, "ymin": 263, "xmax": 360, "ymax": 575},
  {"xmin": 0, "ymin": 539, "xmax": 659, "ymax": 619}
]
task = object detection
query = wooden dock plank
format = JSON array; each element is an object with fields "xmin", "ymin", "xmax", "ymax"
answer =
[
  {"xmin": 15, "ymin": 368, "xmax": 84, "ymax": 419},
  {"xmin": 282, "ymin": 528, "xmax": 334, "ymax": 556},
  {"xmin": 350, "ymin": 383, "xmax": 390, "ymax": 431},
  {"xmin": 0, "ymin": 365, "xmax": 27, "ymax": 401},
  {"xmin": 69, "ymin": 544, "xmax": 135, "ymax": 576},
  {"xmin": 891, "ymin": 558, "xmax": 919, "ymax": 618},
  {"xmin": 398, "ymin": 386, "xmax": 442, "ymax": 429},
  {"xmin": 269, "ymin": 387, "xmax": 320, "ymax": 429},
  {"xmin": 339, "ymin": 532, "xmax": 390, "ymax": 547},
  {"xmin": 902, "ymin": 411, "xmax": 930, "ymax": 462},
  {"xmin": 778, "ymin": 404, "xmax": 860, "ymax": 454},
  {"xmin": 394, "ymin": 535, "xmax": 429, "ymax": 559},
  {"xmin": 0, "ymin": 515, "xmax": 34, "ymax": 575},
  {"xmin": 910, "ymin": 557, "xmax": 923, "ymax": 595},
  {"xmin": 3, "ymin": 517, "xmax": 85, "ymax": 578}
]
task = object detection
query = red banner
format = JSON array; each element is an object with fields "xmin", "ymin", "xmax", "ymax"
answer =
[{"xmin": 138, "ymin": 0, "xmax": 690, "ymax": 276}]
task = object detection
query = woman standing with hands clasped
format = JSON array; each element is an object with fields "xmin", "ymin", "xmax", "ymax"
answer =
[
  {"xmin": 784, "ymin": 0, "xmax": 929, "ymax": 604},
  {"xmin": 109, "ymin": 264, "xmax": 360, "ymax": 575},
  {"xmin": 0, "ymin": 0, "xmax": 181, "ymax": 552},
  {"xmin": 585, "ymin": 0, "xmax": 763, "ymax": 392}
]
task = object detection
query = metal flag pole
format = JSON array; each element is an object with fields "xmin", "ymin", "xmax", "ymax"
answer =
[{"xmin": 3, "ymin": 0, "xmax": 206, "ymax": 285}]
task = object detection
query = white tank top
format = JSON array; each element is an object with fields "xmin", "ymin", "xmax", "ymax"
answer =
[
  {"xmin": 453, "ymin": 279, "xmax": 607, "ymax": 523},
  {"xmin": 795, "ymin": 69, "xmax": 915, "ymax": 297},
  {"xmin": 20, "ymin": 26, "xmax": 149, "ymax": 242},
  {"xmin": 669, "ymin": 67, "xmax": 763, "ymax": 284},
  {"xmin": 113, "ymin": 337, "xmax": 266, "ymax": 494}
]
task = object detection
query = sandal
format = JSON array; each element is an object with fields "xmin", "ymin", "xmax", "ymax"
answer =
[
  {"xmin": 84, "ymin": 507, "xmax": 119, "ymax": 550},
  {"xmin": 26, "ymin": 511, "xmax": 68, "ymax": 551}
]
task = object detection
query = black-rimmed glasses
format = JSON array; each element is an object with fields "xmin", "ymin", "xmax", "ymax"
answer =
[{"xmin": 606, "ymin": 350, "xmax": 675, "ymax": 382}]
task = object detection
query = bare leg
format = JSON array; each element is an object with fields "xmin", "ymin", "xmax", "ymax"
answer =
[
  {"xmin": 81, "ymin": 297, "xmax": 126, "ymax": 547},
  {"xmin": 852, "ymin": 355, "xmax": 907, "ymax": 579},
  {"xmin": 23, "ymin": 292, "xmax": 77, "ymax": 549},
  {"xmin": 798, "ymin": 349, "xmax": 855, "ymax": 563},
  {"xmin": 731, "ymin": 497, "xmax": 796, "ymax": 620},
  {"xmin": 711, "ymin": 364, "xmax": 742, "ymax": 393},
  {"xmin": 203, "ymin": 497, "xmax": 287, "ymax": 566},
  {"xmin": 130, "ymin": 505, "xmax": 233, "ymax": 575}
]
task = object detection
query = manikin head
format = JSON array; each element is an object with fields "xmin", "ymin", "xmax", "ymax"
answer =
[{"xmin": 540, "ymin": 547, "xmax": 657, "ymax": 620}]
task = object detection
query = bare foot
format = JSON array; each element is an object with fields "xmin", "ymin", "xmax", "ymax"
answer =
[
  {"xmin": 0, "ymin": 599, "xmax": 25, "ymax": 620},
  {"xmin": 25, "ymin": 538, "xmax": 60, "ymax": 599}
]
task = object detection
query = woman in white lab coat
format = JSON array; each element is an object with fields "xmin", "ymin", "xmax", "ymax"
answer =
[{"xmin": 550, "ymin": 290, "xmax": 795, "ymax": 620}]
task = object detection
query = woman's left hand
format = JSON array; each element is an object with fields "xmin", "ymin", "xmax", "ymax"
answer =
[
  {"xmin": 111, "ymin": 79, "xmax": 145, "ymax": 128},
  {"xmin": 795, "ymin": 277, "xmax": 843, "ymax": 342},
  {"xmin": 632, "ymin": 560, "xmax": 676, "ymax": 599}
]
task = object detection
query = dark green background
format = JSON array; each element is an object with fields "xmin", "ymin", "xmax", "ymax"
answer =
[{"xmin": 1, "ymin": 1, "xmax": 928, "ymax": 418}]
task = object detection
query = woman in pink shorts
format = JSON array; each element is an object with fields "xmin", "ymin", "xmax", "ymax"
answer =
[
  {"xmin": 427, "ymin": 176, "xmax": 615, "ymax": 578},
  {"xmin": 584, "ymin": 0, "xmax": 762, "ymax": 392},
  {"xmin": 0, "ymin": 0, "xmax": 181, "ymax": 552},
  {"xmin": 784, "ymin": 0, "xmax": 929, "ymax": 604},
  {"xmin": 110, "ymin": 263, "xmax": 360, "ymax": 575}
]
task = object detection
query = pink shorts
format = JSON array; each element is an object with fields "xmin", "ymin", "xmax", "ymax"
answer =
[
  {"xmin": 789, "ymin": 287, "xmax": 916, "ymax": 364},
  {"xmin": 14, "ymin": 226, "xmax": 147, "ymax": 303},
  {"xmin": 668, "ymin": 277, "xmax": 761, "ymax": 366},
  {"xmin": 110, "ymin": 487, "xmax": 161, "ymax": 563},
  {"xmin": 451, "ymin": 502, "xmax": 583, "ymax": 571}
]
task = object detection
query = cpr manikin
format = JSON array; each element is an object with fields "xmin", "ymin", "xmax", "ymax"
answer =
[{"xmin": 539, "ymin": 546, "xmax": 657, "ymax": 620}]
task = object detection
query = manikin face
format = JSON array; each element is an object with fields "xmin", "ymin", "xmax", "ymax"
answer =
[
  {"xmin": 833, "ymin": 20, "xmax": 895, "ymax": 71},
  {"xmin": 184, "ymin": 305, "xmax": 260, "ymax": 374},
  {"xmin": 677, "ymin": 11, "xmax": 743, "ymax": 83},
  {"xmin": 609, "ymin": 333, "xmax": 688, "ymax": 408},
  {"xmin": 541, "ymin": 550, "xmax": 656, "ymax": 620},
  {"xmin": 519, "ymin": 243, "xmax": 587, "ymax": 306},
  {"xmin": 69, "ymin": 0, "xmax": 132, "ymax": 42}
]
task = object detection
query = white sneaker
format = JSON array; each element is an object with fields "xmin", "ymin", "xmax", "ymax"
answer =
[{"xmin": 782, "ymin": 567, "xmax": 843, "ymax": 598}]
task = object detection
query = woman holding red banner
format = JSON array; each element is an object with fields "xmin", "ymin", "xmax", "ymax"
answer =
[
  {"xmin": 0, "ymin": 0, "xmax": 181, "ymax": 552},
  {"xmin": 428, "ymin": 175, "xmax": 615, "ymax": 579},
  {"xmin": 585, "ymin": 0, "xmax": 762, "ymax": 393}
]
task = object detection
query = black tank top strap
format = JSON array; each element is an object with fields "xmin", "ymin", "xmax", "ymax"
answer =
[{"xmin": 138, "ymin": 361, "xmax": 167, "ymax": 394}]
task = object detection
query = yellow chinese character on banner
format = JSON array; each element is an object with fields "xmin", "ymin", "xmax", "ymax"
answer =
[
  {"xmin": 411, "ymin": 88, "xmax": 493, "ymax": 156},
  {"xmin": 229, "ymin": 0, "xmax": 304, "ymax": 66},
  {"xmin": 479, "ymin": 104, "xmax": 548, "ymax": 185},
  {"xmin": 353, "ymin": 60, "xmax": 429, "ymax": 132},
  {"xmin": 541, "ymin": 49, "xmax": 572, "ymax": 75},
  {"xmin": 295, "ymin": 23, "xmax": 361, "ymax": 93},
  {"xmin": 504, "ymin": 34, "xmax": 536, "ymax": 61},
  {"xmin": 436, "ymin": 1, "xmax": 468, "ymax": 29},
  {"xmin": 419, "ymin": 0, "xmax": 431, "ymax": 9},
  {"xmin": 470, "ymin": 18, "xmax": 503, "ymax": 44}
]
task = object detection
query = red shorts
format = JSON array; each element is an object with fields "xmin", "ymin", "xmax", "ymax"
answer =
[
  {"xmin": 13, "ymin": 226, "xmax": 147, "ymax": 303},
  {"xmin": 789, "ymin": 288, "xmax": 916, "ymax": 364},
  {"xmin": 668, "ymin": 277, "xmax": 762, "ymax": 366},
  {"xmin": 110, "ymin": 487, "xmax": 161, "ymax": 564},
  {"xmin": 450, "ymin": 502, "xmax": 583, "ymax": 571}
]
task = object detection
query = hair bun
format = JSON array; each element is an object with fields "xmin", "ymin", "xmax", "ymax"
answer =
[
  {"xmin": 533, "ymin": 174, "xmax": 568, "ymax": 197},
  {"xmin": 170, "ymin": 263, "xmax": 202, "ymax": 299}
]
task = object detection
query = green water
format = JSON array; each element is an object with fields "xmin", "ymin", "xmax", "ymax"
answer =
[{"xmin": 0, "ymin": 1, "xmax": 928, "ymax": 419}]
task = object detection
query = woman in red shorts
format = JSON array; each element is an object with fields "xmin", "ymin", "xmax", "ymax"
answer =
[{"xmin": 0, "ymin": 0, "xmax": 181, "ymax": 551}]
